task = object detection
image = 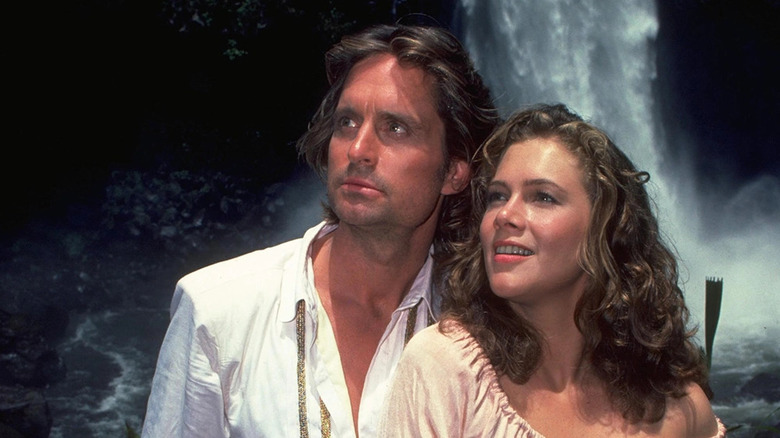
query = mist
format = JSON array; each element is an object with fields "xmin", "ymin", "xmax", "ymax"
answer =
[{"xmin": 456, "ymin": 0, "xmax": 780, "ymax": 343}]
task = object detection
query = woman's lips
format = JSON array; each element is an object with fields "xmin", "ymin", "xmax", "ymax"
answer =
[{"xmin": 493, "ymin": 242, "xmax": 534, "ymax": 263}]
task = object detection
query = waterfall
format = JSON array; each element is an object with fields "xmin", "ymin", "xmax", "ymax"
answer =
[
  {"xmin": 458, "ymin": 0, "xmax": 780, "ymax": 341},
  {"xmin": 458, "ymin": 0, "xmax": 780, "ymax": 432}
]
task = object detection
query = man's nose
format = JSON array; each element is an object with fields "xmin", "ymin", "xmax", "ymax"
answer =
[{"xmin": 347, "ymin": 124, "xmax": 378, "ymax": 166}]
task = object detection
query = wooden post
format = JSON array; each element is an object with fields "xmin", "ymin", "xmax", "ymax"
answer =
[{"xmin": 704, "ymin": 277, "xmax": 723, "ymax": 370}]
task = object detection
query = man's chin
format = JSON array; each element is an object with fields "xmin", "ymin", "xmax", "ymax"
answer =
[
  {"xmin": 332, "ymin": 204, "xmax": 386, "ymax": 226},
  {"xmin": 335, "ymin": 212, "xmax": 380, "ymax": 227}
]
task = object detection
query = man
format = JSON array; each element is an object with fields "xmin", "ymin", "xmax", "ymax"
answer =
[{"xmin": 142, "ymin": 24, "xmax": 498, "ymax": 437}]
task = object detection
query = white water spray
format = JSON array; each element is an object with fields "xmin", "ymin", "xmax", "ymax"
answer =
[{"xmin": 459, "ymin": 0, "xmax": 780, "ymax": 347}]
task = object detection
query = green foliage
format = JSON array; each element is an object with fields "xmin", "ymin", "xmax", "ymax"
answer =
[
  {"xmin": 224, "ymin": 38, "xmax": 248, "ymax": 60},
  {"xmin": 157, "ymin": 0, "xmax": 448, "ymax": 58},
  {"xmin": 724, "ymin": 406, "xmax": 780, "ymax": 435},
  {"xmin": 162, "ymin": 0, "xmax": 300, "ymax": 36},
  {"xmin": 160, "ymin": 0, "xmax": 356, "ymax": 57},
  {"xmin": 756, "ymin": 406, "xmax": 779, "ymax": 433},
  {"xmin": 125, "ymin": 420, "xmax": 141, "ymax": 438}
]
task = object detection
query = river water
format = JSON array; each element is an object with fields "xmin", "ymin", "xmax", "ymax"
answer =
[{"xmin": 41, "ymin": 1, "xmax": 779, "ymax": 436}]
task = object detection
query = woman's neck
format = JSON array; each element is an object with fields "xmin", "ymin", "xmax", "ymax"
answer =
[{"xmin": 510, "ymin": 294, "xmax": 589, "ymax": 391}]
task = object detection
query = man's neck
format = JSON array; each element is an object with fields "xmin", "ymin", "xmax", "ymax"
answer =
[
  {"xmin": 316, "ymin": 222, "xmax": 434, "ymax": 305},
  {"xmin": 309, "ymin": 221, "xmax": 435, "ymax": 434}
]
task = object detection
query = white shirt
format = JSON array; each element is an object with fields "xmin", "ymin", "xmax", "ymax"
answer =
[{"xmin": 142, "ymin": 222, "xmax": 438, "ymax": 437}]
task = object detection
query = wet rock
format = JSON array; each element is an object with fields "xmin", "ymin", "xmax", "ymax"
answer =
[
  {"xmin": 739, "ymin": 372, "xmax": 780, "ymax": 402},
  {"xmin": 0, "ymin": 309, "xmax": 67, "ymax": 387},
  {"xmin": 0, "ymin": 386, "xmax": 52, "ymax": 438}
]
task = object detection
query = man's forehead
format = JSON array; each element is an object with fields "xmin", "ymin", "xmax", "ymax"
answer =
[
  {"xmin": 346, "ymin": 54, "xmax": 435, "ymax": 93},
  {"xmin": 338, "ymin": 54, "xmax": 439, "ymax": 118}
]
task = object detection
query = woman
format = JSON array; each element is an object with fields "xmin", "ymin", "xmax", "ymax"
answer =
[{"xmin": 379, "ymin": 104, "xmax": 726, "ymax": 437}]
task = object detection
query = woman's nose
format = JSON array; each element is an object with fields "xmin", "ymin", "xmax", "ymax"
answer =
[{"xmin": 494, "ymin": 201, "xmax": 525, "ymax": 230}]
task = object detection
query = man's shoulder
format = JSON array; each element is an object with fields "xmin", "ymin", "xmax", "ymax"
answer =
[{"xmin": 175, "ymin": 237, "xmax": 304, "ymax": 306}]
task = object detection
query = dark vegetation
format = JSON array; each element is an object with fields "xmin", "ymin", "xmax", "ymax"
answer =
[
  {"xmin": 4, "ymin": 0, "xmax": 460, "ymax": 236},
  {"xmin": 2, "ymin": 1, "xmax": 458, "ymax": 435},
  {"xmin": 3, "ymin": 0, "xmax": 459, "ymax": 312}
]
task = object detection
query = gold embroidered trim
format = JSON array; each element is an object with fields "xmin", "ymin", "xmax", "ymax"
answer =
[
  {"xmin": 319, "ymin": 398, "xmax": 331, "ymax": 436},
  {"xmin": 296, "ymin": 298, "xmax": 429, "ymax": 437},
  {"xmin": 296, "ymin": 300, "xmax": 331, "ymax": 438},
  {"xmin": 404, "ymin": 303, "xmax": 419, "ymax": 346},
  {"xmin": 296, "ymin": 300, "xmax": 309, "ymax": 438}
]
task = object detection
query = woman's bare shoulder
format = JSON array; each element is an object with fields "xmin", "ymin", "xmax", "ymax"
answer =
[{"xmin": 662, "ymin": 382, "xmax": 721, "ymax": 438}]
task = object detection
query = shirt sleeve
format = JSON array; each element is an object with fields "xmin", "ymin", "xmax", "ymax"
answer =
[
  {"xmin": 378, "ymin": 326, "xmax": 467, "ymax": 438},
  {"xmin": 141, "ymin": 285, "xmax": 229, "ymax": 438}
]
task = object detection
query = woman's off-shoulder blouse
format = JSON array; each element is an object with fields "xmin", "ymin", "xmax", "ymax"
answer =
[{"xmin": 378, "ymin": 322, "xmax": 727, "ymax": 438}]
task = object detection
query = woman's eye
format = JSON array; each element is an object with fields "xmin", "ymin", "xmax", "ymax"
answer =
[
  {"xmin": 535, "ymin": 191, "xmax": 558, "ymax": 204},
  {"xmin": 486, "ymin": 191, "xmax": 507, "ymax": 204}
]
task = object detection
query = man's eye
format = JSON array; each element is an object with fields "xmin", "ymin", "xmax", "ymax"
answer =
[
  {"xmin": 388, "ymin": 122, "xmax": 407, "ymax": 135},
  {"xmin": 337, "ymin": 117, "xmax": 357, "ymax": 129}
]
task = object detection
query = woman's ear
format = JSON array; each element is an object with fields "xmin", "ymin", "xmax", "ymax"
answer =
[{"xmin": 441, "ymin": 159, "xmax": 471, "ymax": 195}]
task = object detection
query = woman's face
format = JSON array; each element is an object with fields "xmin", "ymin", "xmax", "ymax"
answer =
[{"xmin": 480, "ymin": 137, "xmax": 592, "ymax": 313}]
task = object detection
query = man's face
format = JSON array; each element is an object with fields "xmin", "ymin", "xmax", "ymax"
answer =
[{"xmin": 326, "ymin": 53, "xmax": 462, "ymax": 234}]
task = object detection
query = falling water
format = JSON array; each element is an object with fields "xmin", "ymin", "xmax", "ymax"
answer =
[
  {"xmin": 39, "ymin": 3, "xmax": 777, "ymax": 436},
  {"xmin": 458, "ymin": 0, "xmax": 780, "ymax": 434}
]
